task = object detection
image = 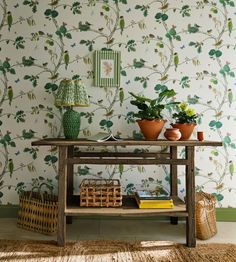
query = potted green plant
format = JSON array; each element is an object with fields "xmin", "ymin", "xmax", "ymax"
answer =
[
  {"xmin": 171, "ymin": 102, "xmax": 198, "ymax": 140},
  {"xmin": 129, "ymin": 88, "xmax": 177, "ymax": 140}
]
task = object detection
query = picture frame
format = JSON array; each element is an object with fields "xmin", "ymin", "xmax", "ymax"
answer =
[{"xmin": 94, "ymin": 50, "xmax": 121, "ymax": 87}]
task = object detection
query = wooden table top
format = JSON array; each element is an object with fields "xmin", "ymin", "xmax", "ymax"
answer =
[{"xmin": 32, "ymin": 138, "xmax": 222, "ymax": 147}]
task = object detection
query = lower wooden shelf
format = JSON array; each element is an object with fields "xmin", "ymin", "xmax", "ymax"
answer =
[{"xmin": 65, "ymin": 196, "xmax": 187, "ymax": 217}]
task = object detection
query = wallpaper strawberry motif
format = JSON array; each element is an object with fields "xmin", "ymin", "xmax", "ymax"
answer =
[{"xmin": 0, "ymin": 0, "xmax": 236, "ymax": 207}]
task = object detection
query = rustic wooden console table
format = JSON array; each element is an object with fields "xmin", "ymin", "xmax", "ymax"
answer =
[{"xmin": 32, "ymin": 139, "xmax": 222, "ymax": 247}]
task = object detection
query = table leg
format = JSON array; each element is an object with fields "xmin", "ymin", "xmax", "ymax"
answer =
[
  {"xmin": 57, "ymin": 146, "xmax": 67, "ymax": 246},
  {"xmin": 170, "ymin": 146, "xmax": 178, "ymax": 225},
  {"xmin": 185, "ymin": 146, "xmax": 196, "ymax": 247},
  {"xmin": 66, "ymin": 146, "xmax": 74, "ymax": 224}
]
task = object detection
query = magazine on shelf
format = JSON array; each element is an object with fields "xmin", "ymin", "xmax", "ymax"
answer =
[
  {"xmin": 87, "ymin": 132, "xmax": 122, "ymax": 142},
  {"xmin": 136, "ymin": 190, "xmax": 171, "ymax": 201}
]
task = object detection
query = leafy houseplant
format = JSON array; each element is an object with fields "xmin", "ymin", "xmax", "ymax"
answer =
[
  {"xmin": 171, "ymin": 102, "xmax": 198, "ymax": 140},
  {"xmin": 172, "ymin": 102, "xmax": 198, "ymax": 124},
  {"xmin": 129, "ymin": 88, "xmax": 177, "ymax": 140}
]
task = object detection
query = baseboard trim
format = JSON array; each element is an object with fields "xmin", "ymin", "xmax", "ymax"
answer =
[
  {"xmin": 216, "ymin": 208, "xmax": 236, "ymax": 222},
  {"xmin": 0, "ymin": 205, "xmax": 18, "ymax": 218},
  {"xmin": 0, "ymin": 205, "xmax": 235, "ymax": 221}
]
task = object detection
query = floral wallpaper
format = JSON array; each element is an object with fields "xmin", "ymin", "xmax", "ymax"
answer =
[{"xmin": 0, "ymin": 0, "xmax": 236, "ymax": 207}]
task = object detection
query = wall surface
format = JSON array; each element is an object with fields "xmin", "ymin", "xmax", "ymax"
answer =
[{"xmin": 0, "ymin": 0, "xmax": 236, "ymax": 207}]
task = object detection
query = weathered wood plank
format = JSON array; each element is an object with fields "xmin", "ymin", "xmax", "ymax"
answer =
[
  {"xmin": 185, "ymin": 146, "xmax": 196, "ymax": 247},
  {"xmin": 57, "ymin": 146, "xmax": 67, "ymax": 247},
  {"xmin": 65, "ymin": 196, "xmax": 187, "ymax": 216},
  {"xmin": 170, "ymin": 146, "xmax": 178, "ymax": 225},
  {"xmin": 32, "ymin": 138, "xmax": 222, "ymax": 147},
  {"xmin": 66, "ymin": 210, "xmax": 188, "ymax": 217},
  {"xmin": 67, "ymin": 158, "xmax": 189, "ymax": 165},
  {"xmin": 74, "ymin": 152, "xmax": 170, "ymax": 158},
  {"xmin": 66, "ymin": 146, "xmax": 74, "ymax": 225}
]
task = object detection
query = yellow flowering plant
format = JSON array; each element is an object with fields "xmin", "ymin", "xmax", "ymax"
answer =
[{"xmin": 172, "ymin": 102, "xmax": 198, "ymax": 124}]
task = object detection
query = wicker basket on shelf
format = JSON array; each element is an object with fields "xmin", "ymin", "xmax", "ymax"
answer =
[
  {"xmin": 17, "ymin": 188, "xmax": 58, "ymax": 235},
  {"xmin": 195, "ymin": 191, "xmax": 217, "ymax": 240},
  {"xmin": 80, "ymin": 179, "xmax": 122, "ymax": 207}
]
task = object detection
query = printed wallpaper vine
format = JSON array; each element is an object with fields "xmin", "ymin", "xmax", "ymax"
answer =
[{"xmin": 0, "ymin": 0, "xmax": 236, "ymax": 207}]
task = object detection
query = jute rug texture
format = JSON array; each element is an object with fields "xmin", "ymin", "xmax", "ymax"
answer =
[{"xmin": 0, "ymin": 240, "xmax": 235, "ymax": 262}]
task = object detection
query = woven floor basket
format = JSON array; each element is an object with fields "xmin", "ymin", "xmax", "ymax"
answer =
[
  {"xmin": 80, "ymin": 179, "xmax": 122, "ymax": 207},
  {"xmin": 17, "ymin": 191, "xmax": 58, "ymax": 235},
  {"xmin": 196, "ymin": 191, "xmax": 217, "ymax": 240}
]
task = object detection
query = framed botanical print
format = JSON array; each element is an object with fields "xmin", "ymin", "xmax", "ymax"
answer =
[{"xmin": 94, "ymin": 50, "xmax": 121, "ymax": 87}]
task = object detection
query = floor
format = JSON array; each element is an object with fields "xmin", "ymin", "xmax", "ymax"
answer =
[{"xmin": 0, "ymin": 218, "xmax": 235, "ymax": 244}]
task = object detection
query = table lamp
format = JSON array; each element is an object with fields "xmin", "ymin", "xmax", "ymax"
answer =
[{"xmin": 55, "ymin": 79, "xmax": 90, "ymax": 139}]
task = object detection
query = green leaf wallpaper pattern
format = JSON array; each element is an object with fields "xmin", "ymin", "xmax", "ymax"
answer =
[{"xmin": 0, "ymin": 0, "xmax": 236, "ymax": 207}]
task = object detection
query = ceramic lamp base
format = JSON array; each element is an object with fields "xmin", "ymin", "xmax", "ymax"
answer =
[{"xmin": 63, "ymin": 108, "xmax": 80, "ymax": 139}]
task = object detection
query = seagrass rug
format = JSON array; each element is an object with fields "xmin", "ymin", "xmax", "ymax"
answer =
[{"xmin": 0, "ymin": 240, "xmax": 235, "ymax": 262}]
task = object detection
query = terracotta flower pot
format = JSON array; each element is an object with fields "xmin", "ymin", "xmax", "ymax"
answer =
[
  {"xmin": 164, "ymin": 128, "xmax": 181, "ymax": 141},
  {"xmin": 171, "ymin": 123, "xmax": 196, "ymax": 140},
  {"xmin": 137, "ymin": 119, "xmax": 166, "ymax": 140}
]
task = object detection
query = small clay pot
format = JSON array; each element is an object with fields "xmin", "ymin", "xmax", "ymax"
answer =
[
  {"xmin": 197, "ymin": 131, "xmax": 204, "ymax": 141},
  {"xmin": 164, "ymin": 128, "xmax": 181, "ymax": 141}
]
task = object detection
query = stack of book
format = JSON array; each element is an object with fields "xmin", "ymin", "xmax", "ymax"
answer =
[{"xmin": 135, "ymin": 190, "xmax": 174, "ymax": 209}]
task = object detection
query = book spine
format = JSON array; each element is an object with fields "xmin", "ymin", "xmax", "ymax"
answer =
[
  {"xmin": 135, "ymin": 192, "xmax": 170, "ymax": 200},
  {"xmin": 138, "ymin": 200, "xmax": 173, "ymax": 204},
  {"xmin": 137, "ymin": 196, "xmax": 171, "ymax": 200},
  {"xmin": 135, "ymin": 194, "xmax": 171, "ymax": 202},
  {"xmin": 138, "ymin": 203, "xmax": 174, "ymax": 209}
]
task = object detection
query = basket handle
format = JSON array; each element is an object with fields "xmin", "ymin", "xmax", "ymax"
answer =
[
  {"xmin": 199, "ymin": 191, "xmax": 216, "ymax": 205},
  {"xmin": 29, "ymin": 183, "xmax": 52, "ymax": 202}
]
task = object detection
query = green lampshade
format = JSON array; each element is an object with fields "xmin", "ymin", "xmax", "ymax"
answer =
[
  {"xmin": 55, "ymin": 79, "xmax": 89, "ymax": 139},
  {"xmin": 55, "ymin": 79, "xmax": 90, "ymax": 107}
]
